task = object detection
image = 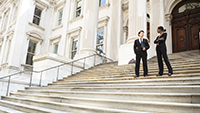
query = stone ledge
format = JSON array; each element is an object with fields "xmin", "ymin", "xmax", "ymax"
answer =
[
  {"xmin": 28, "ymin": 22, "xmax": 45, "ymax": 31},
  {"xmin": 52, "ymin": 24, "xmax": 63, "ymax": 31},
  {"xmin": 69, "ymin": 15, "xmax": 83, "ymax": 23}
]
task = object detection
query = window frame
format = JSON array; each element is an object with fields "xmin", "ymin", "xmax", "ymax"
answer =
[
  {"xmin": 99, "ymin": 0, "xmax": 106, "ymax": 7},
  {"xmin": 96, "ymin": 28, "xmax": 105, "ymax": 56},
  {"xmin": 32, "ymin": 6, "xmax": 42, "ymax": 26},
  {"xmin": 71, "ymin": 37, "xmax": 78, "ymax": 59},
  {"xmin": 58, "ymin": 9, "xmax": 63, "ymax": 26},
  {"xmin": 54, "ymin": 43, "xmax": 59, "ymax": 54},
  {"xmin": 75, "ymin": 0, "xmax": 82, "ymax": 17},
  {"xmin": 26, "ymin": 40, "xmax": 37, "ymax": 65}
]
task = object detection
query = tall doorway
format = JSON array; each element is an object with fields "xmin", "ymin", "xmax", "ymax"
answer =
[{"xmin": 171, "ymin": 0, "xmax": 200, "ymax": 53}]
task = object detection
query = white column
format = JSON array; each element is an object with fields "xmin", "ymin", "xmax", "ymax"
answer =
[
  {"xmin": 160, "ymin": 0, "xmax": 165, "ymax": 26},
  {"xmin": 77, "ymin": 0, "xmax": 99, "ymax": 57},
  {"xmin": 127, "ymin": 0, "xmax": 147, "ymax": 43}
]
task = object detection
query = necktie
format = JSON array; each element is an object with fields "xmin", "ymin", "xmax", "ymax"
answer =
[{"xmin": 141, "ymin": 39, "xmax": 144, "ymax": 48}]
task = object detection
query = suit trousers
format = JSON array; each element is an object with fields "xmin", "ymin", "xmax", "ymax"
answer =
[
  {"xmin": 135, "ymin": 52, "xmax": 148, "ymax": 76},
  {"xmin": 156, "ymin": 47, "xmax": 173, "ymax": 75}
]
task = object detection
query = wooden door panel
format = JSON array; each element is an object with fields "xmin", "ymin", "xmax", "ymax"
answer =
[
  {"xmin": 176, "ymin": 27, "xmax": 188, "ymax": 52},
  {"xmin": 189, "ymin": 24, "xmax": 200, "ymax": 50},
  {"xmin": 172, "ymin": 8, "xmax": 200, "ymax": 53}
]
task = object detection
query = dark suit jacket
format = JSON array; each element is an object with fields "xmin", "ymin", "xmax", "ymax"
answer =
[
  {"xmin": 154, "ymin": 33, "xmax": 167, "ymax": 49},
  {"xmin": 134, "ymin": 38, "xmax": 150, "ymax": 55}
]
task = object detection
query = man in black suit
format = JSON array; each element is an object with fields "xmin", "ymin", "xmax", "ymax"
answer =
[
  {"xmin": 134, "ymin": 30, "xmax": 150, "ymax": 78},
  {"xmin": 154, "ymin": 26, "xmax": 173, "ymax": 76}
]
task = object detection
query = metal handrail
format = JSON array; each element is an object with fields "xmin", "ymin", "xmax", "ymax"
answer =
[{"xmin": 0, "ymin": 54, "xmax": 113, "ymax": 96}]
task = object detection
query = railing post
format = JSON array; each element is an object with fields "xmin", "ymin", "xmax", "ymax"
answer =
[
  {"xmin": 56, "ymin": 67, "xmax": 59, "ymax": 81},
  {"xmin": 71, "ymin": 62, "xmax": 74, "ymax": 75},
  {"xmin": 94, "ymin": 54, "xmax": 96, "ymax": 66},
  {"xmin": 29, "ymin": 71, "xmax": 33, "ymax": 87},
  {"xmin": 83, "ymin": 58, "xmax": 86, "ymax": 71},
  {"xmin": 6, "ymin": 76, "xmax": 11, "ymax": 96},
  {"xmin": 39, "ymin": 71, "xmax": 43, "ymax": 87}
]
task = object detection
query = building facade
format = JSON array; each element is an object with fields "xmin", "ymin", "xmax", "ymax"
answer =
[{"xmin": 0, "ymin": 0, "xmax": 199, "ymax": 74}]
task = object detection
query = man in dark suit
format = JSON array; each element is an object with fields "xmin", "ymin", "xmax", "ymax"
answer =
[
  {"xmin": 134, "ymin": 30, "xmax": 150, "ymax": 78},
  {"xmin": 154, "ymin": 26, "xmax": 173, "ymax": 76}
]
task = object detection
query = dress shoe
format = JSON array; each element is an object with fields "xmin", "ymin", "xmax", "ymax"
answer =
[
  {"xmin": 144, "ymin": 75, "xmax": 148, "ymax": 77},
  {"xmin": 156, "ymin": 74, "xmax": 162, "ymax": 77},
  {"xmin": 168, "ymin": 73, "xmax": 173, "ymax": 76},
  {"xmin": 134, "ymin": 75, "xmax": 139, "ymax": 78}
]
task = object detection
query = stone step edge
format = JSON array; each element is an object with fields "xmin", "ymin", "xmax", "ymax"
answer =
[
  {"xmin": 2, "ymin": 96, "xmax": 147, "ymax": 113},
  {"xmin": 51, "ymin": 77, "xmax": 200, "ymax": 85},
  {"xmin": 59, "ymin": 74, "xmax": 200, "ymax": 82},
  {"xmin": 0, "ymin": 105, "xmax": 24, "ymax": 113},
  {"xmin": 0, "ymin": 100, "xmax": 66, "ymax": 113},
  {"xmin": 11, "ymin": 91, "xmax": 200, "ymax": 97},
  {"xmin": 3, "ymin": 96, "xmax": 200, "ymax": 111}
]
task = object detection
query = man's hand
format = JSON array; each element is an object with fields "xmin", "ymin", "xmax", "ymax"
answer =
[{"xmin": 143, "ymin": 47, "xmax": 146, "ymax": 51}]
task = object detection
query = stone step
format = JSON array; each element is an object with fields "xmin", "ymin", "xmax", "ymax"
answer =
[
  {"xmin": 64, "ymin": 67, "xmax": 200, "ymax": 80},
  {"xmin": 0, "ymin": 100, "xmax": 66, "ymax": 113},
  {"xmin": 10, "ymin": 91, "xmax": 200, "ymax": 104},
  {"xmin": 1, "ymin": 96, "xmax": 148, "ymax": 113},
  {"xmin": 55, "ymin": 73, "xmax": 199, "ymax": 84},
  {"xmin": 22, "ymin": 85, "xmax": 200, "ymax": 93},
  {"xmin": 96, "ymin": 72, "xmax": 200, "ymax": 80},
  {"xmin": 0, "ymin": 105, "xmax": 24, "ymax": 113},
  {"xmin": 59, "ymin": 73, "xmax": 200, "ymax": 83},
  {"xmin": 52, "ymin": 77, "xmax": 200, "ymax": 86},
  {"xmin": 47, "ymin": 82, "xmax": 200, "ymax": 88},
  {"xmin": 2, "ymin": 95, "xmax": 200, "ymax": 113},
  {"xmin": 87, "ymin": 61, "xmax": 200, "ymax": 71},
  {"xmin": 71, "ymin": 64, "xmax": 200, "ymax": 77}
]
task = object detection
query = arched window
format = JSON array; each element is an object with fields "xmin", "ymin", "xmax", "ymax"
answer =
[{"xmin": 172, "ymin": 0, "xmax": 200, "ymax": 15}]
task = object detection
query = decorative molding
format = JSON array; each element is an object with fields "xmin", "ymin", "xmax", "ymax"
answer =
[
  {"xmin": 26, "ymin": 31, "xmax": 44, "ymax": 44},
  {"xmin": 165, "ymin": 13, "xmax": 173, "ymax": 25},
  {"xmin": 0, "ymin": 63, "xmax": 20, "ymax": 71},
  {"xmin": 122, "ymin": 2, "xmax": 128, "ymax": 11},
  {"xmin": 98, "ymin": 16, "xmax": 110, "ymax": 27},
  {"xmin": 99, "ymin": 3, "xmax": 110, "ymax": 10},
  {"xmin": 52, "ymin": 24, "xmax": 63, "ymax": 31},
  {"xmin": 123, "ymin": 26, "xmax": 128, "ymax": 34},
  {"xmin": 0, "ymin": 29, "xmax": 6, "ymax": 35},
  {"xmin": 33, "ymin": 0, "xmax": 50, "ymax": 9},
  {"xmin": 50, "ymin": 34, "xmax": 61, "ymax": 44},
  {"xmin": 69, "ymin": 15, "xmax": 83, "ymax": 23},
  {"xmin": 54, "ymin": 0, "xmax": 66, "ymax": 9},
  {"xmin": 28, "ymin": 22, "xmax": 45, "ymax": 31},
  {"xmin": 21, "ymin": 64, "xmax": 33, "ymax": 71},
  {"xmin": 66, "ymin": 26, "xmax": 82, "ymax": 35}
]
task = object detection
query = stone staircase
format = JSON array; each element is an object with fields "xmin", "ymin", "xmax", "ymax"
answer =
[{"xmin": 0, "ymin": 50, "xmax": 200, "ymax": 113}]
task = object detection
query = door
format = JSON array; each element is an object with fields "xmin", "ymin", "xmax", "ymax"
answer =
[{"xmin": 172, "ymin": 8, "xmax": 200, "ymax": 53}]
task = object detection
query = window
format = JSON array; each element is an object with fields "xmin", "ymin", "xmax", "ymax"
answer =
[
  {"xmin": 54, "ymin": 44, "xmax": 59, "ymax": 54},
  {"xmin": 99, "ymin": 0, "xmax": 106, "ymax": 7},
  {"xmin": 3, "ymin": 12, "xmax": 9, "ymax": 30},
  {"xmin": 58, "ymin": 10, "xmax": 63, "ymax": 26},
  {"xmin": 33, "ymin": 7, "xmax": 42, "ymax": 25},
  {"xmin": 76, "ymin": 0, "xmax": 82, "ymax": 17},
  {"xmin": 71, "ymin": 38, "xmax": 78, "ymax": 59},
  {"xmin": 26, "ymin": 41, "xmax": 37, "ymax": 65},
  {"xmin": 96, "ymin": 29, "xmax": 104, "ymax": 56},
  {"xmin": 173, "ymin": 1, "xmax": 200, "ymax": 14}
]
